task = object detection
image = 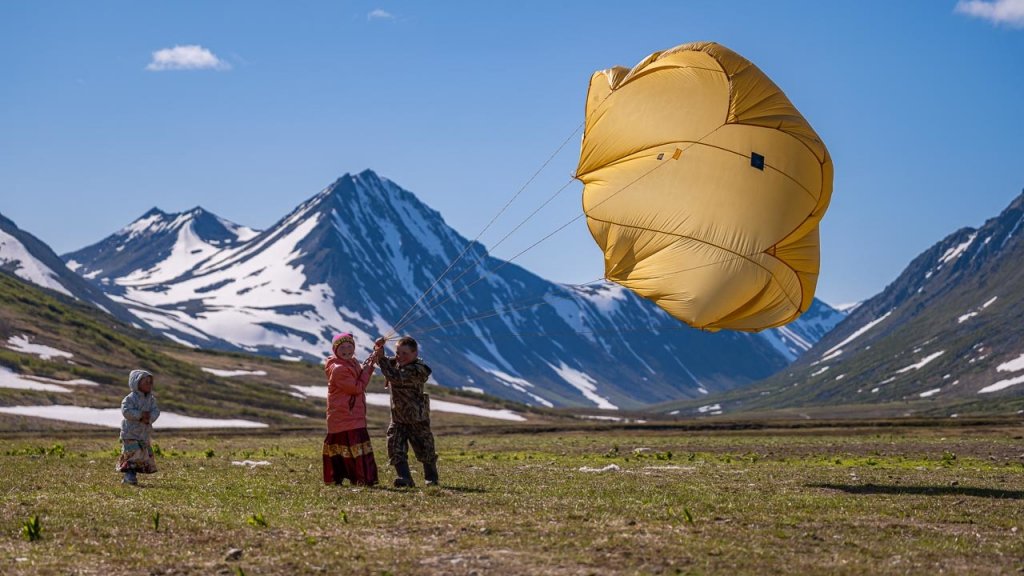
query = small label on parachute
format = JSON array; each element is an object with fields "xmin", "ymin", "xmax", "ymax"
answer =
[
  {"xmin": 657, "ymin": 153, "xmax": 665, "ymax": 160},
  {"xmin": 751, "ymin": 152, "xmax": 765, "ymax": 171}
]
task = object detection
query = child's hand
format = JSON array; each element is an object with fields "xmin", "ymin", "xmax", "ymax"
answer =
[
  {"xmin": 141, "ymin": 411, "xmax": 151, "ymax": 424},
  {"xmin": 374, "ymin": 337, "xmax": 386, "ymax": 349}
]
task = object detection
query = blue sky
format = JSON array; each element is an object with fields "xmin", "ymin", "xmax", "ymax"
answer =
[{"xmin": 1, "ymin": 1, "xmax": 1022, "ymax": 306}]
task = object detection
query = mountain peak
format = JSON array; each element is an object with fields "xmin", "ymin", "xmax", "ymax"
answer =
[
  {"xmin": 1005, "ymin": 188, "xmax": 1024, "ymax": 212},
  {"xmin": 330, "ymin": 169, "xmax": 386, "ymax": 192},
  {"xmin": 61, "ymin": 170, "xmax": 830, "ymax": 409}
]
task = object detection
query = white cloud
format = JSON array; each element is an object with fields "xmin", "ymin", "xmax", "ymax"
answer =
[
  {"xmin": 955, "ymin": 0, "xmax": 1024, "ymax": 27},
  {"xmin": 146, "ymin": 45, "xmax": 231, "ymax": 71},
  {"xmin": 367, "ymin": 9, "xmax": 395, "ymax": 20}
]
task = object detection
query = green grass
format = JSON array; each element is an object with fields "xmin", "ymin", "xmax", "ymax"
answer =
[{"xmin": 1, "ymin": 425, "xmax": 1022, "ymax": 575}]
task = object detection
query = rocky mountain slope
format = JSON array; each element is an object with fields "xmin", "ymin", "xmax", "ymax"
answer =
[
  {"xmin": 667, "ymin": 189, "xmax": 1024, "ymax": 417},
  {"xmin": 61, "ymin": 170, "xmax": 843, "ymax": 409}
]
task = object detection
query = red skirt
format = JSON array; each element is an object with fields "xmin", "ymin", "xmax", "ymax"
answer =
[{"xmin": 323, "ymin": 428, "xmax": 378, "ymax": 486}]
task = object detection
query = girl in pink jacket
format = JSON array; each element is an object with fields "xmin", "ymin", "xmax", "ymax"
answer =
[{"xmin": 322, "ymin": 332, "xmax": 379, "ymax": 485}]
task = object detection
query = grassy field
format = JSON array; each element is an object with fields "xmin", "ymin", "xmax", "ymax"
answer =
[{"xmin": 1, "ymin": 423, "xmax": 1022, "ymax": 575}]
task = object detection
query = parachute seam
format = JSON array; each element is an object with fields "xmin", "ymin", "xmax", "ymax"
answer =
[
  {"xmin": 585, "ymin": 216, "xmax": 802, "ymax": 313},
  {"xmin": 580, "ymin": 138, "xmax": 819, "ymax": 204},
  {"xmin": 614, "ymin": 64, "xmax": 725, "ymax": 91},
  {"xmin": 605, "ymin": 63, "xmax": 726, "ymax": 100},
  {"xmin": 691, "ymin": 139, "xmax": 819, "ymax": 203},
  {"xmin": 763, "ymin": 144, "xmax": 831, "ymax": 316}
]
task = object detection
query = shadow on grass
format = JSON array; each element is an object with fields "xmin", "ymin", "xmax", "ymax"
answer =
[
  {"xmin": 808, "ymin": 483, "xmax": 1024, "ymax": 499},
  {"xmin": 438, "ymin": 485, "xmax": 487, "ymax": 494},
  {"xmin": 374, "ymin": 484, "xmax": 487, "ymax": 494}
]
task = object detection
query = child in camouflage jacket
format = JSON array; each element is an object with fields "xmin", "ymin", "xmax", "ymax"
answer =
[{"xmin": 373, "ymin": 336, "xmax": 438, "ymax": 487}]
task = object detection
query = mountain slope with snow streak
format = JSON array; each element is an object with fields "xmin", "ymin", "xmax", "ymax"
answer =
[
  {"xmin": 676, "ymin": 189, "xmax": 1024, "ymax": 417},
  {"xmin": 0, "ymin": 212, "xmax": 140, "ymax": 324},
  {"xmin": 63, "ymin": 170, "xmax": 838, "ymax": 409}
]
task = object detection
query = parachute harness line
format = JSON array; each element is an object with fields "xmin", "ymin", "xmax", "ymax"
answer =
[
  {"xmin": 402, "ymin": 176, "xmax": 580, "ymax": 318},
  {"xmin": 392, "ymin": 144, "xmax": 691, "ymax": 337},
  {"xmin": 384, "ymin": 122, "xmax": 585, "ymax": 340},
  {"xmin": 413, "ymin": 276, "xmax": 607, "ymax": 336}
]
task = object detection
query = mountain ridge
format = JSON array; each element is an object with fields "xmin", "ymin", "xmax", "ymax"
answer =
[
  {"xmin": 663, "ymin": 188, "xmax": 1024, "ymax": 417},
  {"xmin": 55, "ymin": 169, "xmax": 843, "ymax": 409},
  {"xmin": 0, "ymin": 212, "xmax": 140, "ymax": 325}
]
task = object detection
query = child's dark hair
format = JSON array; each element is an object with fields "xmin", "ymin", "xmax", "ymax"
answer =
[{"xmin": 397, "ymin": 336, "xmax": 418, "ymax": 351}]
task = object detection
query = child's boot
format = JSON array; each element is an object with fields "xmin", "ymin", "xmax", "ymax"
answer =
[
  {"xmin": 424, "ymin": 462, "xmax": 439, "ymax": 487},
  {"xmin": 122, "ymin": 470, "xmax": 138, "ymax": 485},
  {"xmin": 393, "ymin": 461, "xmax": 415, "ymax": 488}
]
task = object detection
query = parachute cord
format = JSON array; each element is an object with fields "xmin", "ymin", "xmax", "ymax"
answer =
[
  {"xmin": 411, "ymin": 277, "xmax": 608, "ymax": 335},
  {"xmin": 385, "ymin": 121, "xmax": 584, "ymax": 339},
  {"xmin": 396, "ymin": 124, "xmax": 727, "ymax": 337},
  {"xmin": 394, "ymin": 158, "xmax": 673, "ymax": 333},
  {"xmin": 397, "ymin": 176, "xmax": 578, "ymax": 322},
  {"xmin": 425, "ymin": 319, "xmax": 699, "ymax": 341},
  {"xmin": 412, "ymin": 248, "xmax": 763, "ymax": 337}
]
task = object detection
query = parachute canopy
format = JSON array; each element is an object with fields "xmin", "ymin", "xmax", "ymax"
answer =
[{"xmin": 576, "ymin": 41, "xmax": 833, "ymax": 332}]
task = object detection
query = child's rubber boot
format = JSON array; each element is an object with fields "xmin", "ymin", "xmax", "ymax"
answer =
[
  {"xmin": 393, "ymin": 461, "xmax": 415, "ymax": 488},
  {"xmin": 424, "ymin": 462, "xmax": 439, "ymax": 487},
  {"xmin": 122, "ymin": 470, "xmax": 138, "ymax": 485}
]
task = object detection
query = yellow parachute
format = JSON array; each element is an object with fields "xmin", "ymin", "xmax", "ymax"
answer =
[{"xmin": 576, "ymin": 41, "xmax": 833, "ymax": 332}]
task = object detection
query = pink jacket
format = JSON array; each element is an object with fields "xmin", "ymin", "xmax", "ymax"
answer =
[{"xmin": 324, "ymin": 355, "xmax": 374, "ymax": 433}]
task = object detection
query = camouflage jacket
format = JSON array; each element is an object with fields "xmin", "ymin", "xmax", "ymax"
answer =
[{"xmin": 378, "ymin": 356, "xmax": 432, "ymax": 424}]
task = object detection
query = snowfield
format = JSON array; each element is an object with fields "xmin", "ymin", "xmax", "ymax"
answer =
[
  {"xmin": 290, "ymin": 386, "xmax": 526, "ymax": 422},
  {"xmin": 0, "ymin": 405, "xmax": 267, "ymax": 428},
  {"xmin": 0, "ymin": 366, "xmax": 98, "ymax": 393},
  {"xmin": 201, "ymin": 368, "xmax": 269, "ymax": 377},
  {"xmin": 5, "ymin": 335, "xmax": 74, "ymax": 360}
]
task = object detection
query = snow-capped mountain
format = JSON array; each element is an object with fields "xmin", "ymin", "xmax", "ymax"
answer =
[
  {"xmin": 63, "ymin": 170, "xmax": 838, "ymax": 409},
  {"xmin": 759, "ymin": 298, "xmax": 846, "ymax": 362},
  {"xmin": 711, "ymin": 188, "xmax": 1024, "ymax": 415},
  {"xmin": 0, "ymin": 212, "xmax": 139, "ymax": 324},
  {"xmin": 64, "ymin": 207, "xmax": 258, "ymax": 290}
]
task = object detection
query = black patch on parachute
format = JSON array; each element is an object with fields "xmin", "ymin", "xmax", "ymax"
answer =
[
  {"xmin": 657, "ymin": 153, "xmax": 665, "ymax": 160},
  {"xmin": 751, "ymin": 152, "xmax": 765, "ymax": 171}
]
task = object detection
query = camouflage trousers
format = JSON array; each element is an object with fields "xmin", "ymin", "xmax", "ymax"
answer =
[{"xmin": 386, "ymin": 421, "xmax": 437, "ymax": 466}]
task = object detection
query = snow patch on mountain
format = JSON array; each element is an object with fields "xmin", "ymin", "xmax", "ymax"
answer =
[
  {"xmin": 0, "ymin": 404, "xmax": 267, "ymax": 428},
  {"xmin": 290, "ymin": 386, "xmax": 526, "ymax": 421},
  {"xmin": 119, "ymin": 221, "xmax": 224, "ymax": 285},
  {"xmin": 939, "ymin": 232, "xmax": 977, "ymax": 265},
  {"xmin": 0, "ymin": 229, "xmax": 73, "ymax": 297},
  {"xmin": 575, "ymin": 283, "xmax": 629, "ymax": 315},
  {"xmin": 978, "ymin": 374, "xmax": 1024, "ymax": 394},
  {"xmin": 895, "ymin": 350, "xmax": 945, "ymax": 374},
  {"xmin": 465, "ymin": 351, "xmax": 553, "ymax": 407},
  {"xmin": 0, "ymin": 366, "xmax": 98, "ymax": 393},
  {"xmin": 997, "ymin": 353, "xmax": 1024, "ymax": 373},
  {"xmin": 822, "ymin": 310, "xmax": 892, "ymax": 357},
  {"xmin": 5, "ymin": 335, "xmax": 73, "ymax": 360},
  {"xmin": 201, "ymin": 368, "xmax": 268, "ymax": 377},
  {"xmin": 549, "ymin": 361, "xmax": 617, "ymax": 410}
]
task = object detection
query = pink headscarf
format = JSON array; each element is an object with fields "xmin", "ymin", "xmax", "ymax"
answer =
[{"xmin": 331, "ymin": 332, "xmax": 355, "ymax": 353}]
